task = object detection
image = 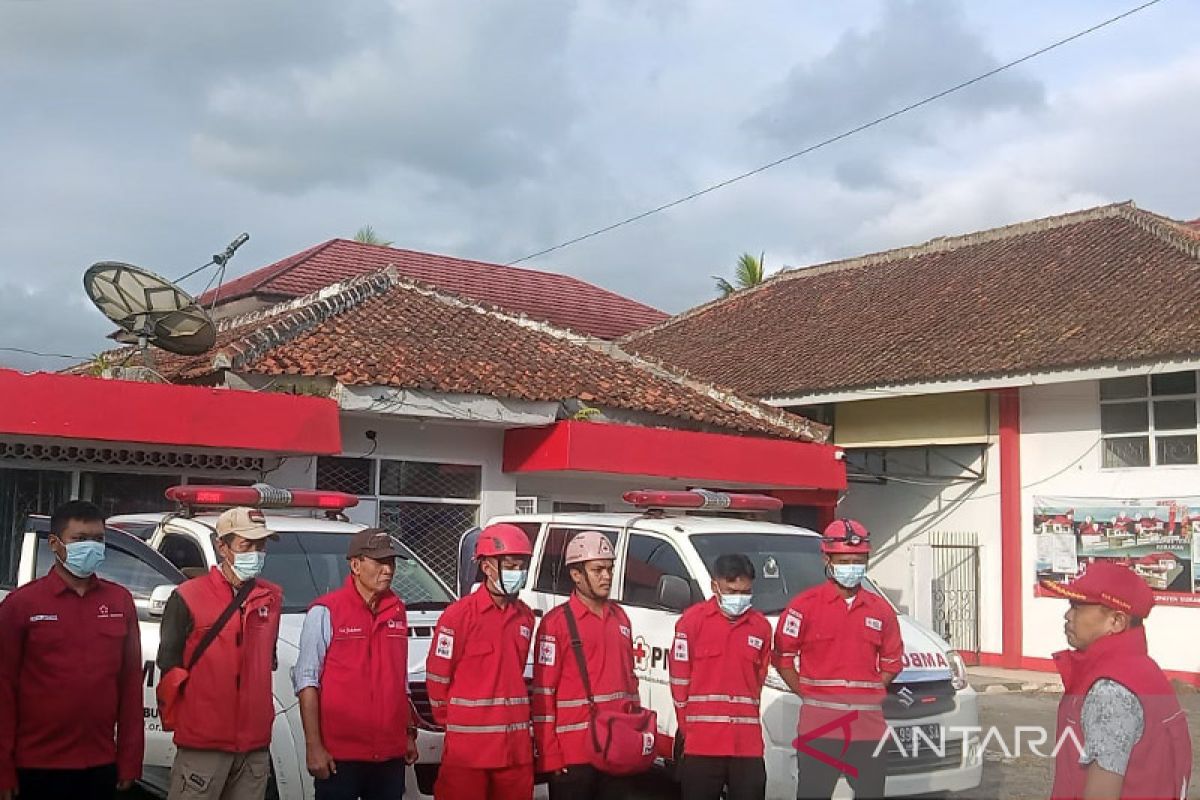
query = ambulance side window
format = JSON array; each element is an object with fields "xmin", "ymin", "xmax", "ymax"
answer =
[
  {"xmin": 159, "ymin": 533, "xmax": 206, "ymax": 572},
  {"xmin": 622, "ymin": 533, "xmax": 700, "ymax": 609},
  {"xmin": 534, "ymin": 526, "xmax": 617, "ymax": 596}
]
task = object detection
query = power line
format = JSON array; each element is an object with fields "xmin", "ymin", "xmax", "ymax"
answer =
[
  {"xmin": 505, "ymin": 0, "xmax": 1166, "ymax": 266},
  {"xmin": 0, "ymin": 346, "xmax": 87, "ymax": 361}
]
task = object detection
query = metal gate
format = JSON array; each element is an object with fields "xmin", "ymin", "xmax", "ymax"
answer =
[{"xmin": 929, "ymin": 543, "xmax": 981, "ymax": 662}]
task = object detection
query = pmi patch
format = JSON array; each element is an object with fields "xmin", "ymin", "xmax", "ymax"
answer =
[
  {"xmin": 672, "ymin": 635, "xmax": 689, "ymax": 662},
  {"xmin": 537, "ymin": 638, "xmax": 556, "ymax": 667},
  {"xmin": 747, "ymin": 635, "xmax": 764, "ymax": 650},
  {"xmin": 782, "ymin": 610, "xmax": 802, "ymax": 638},
  {"xmin": 619, "ymin": 625, "xmax": 631, "ymax": 639},
  {"xmin": 435, "ymin": 630, "xmax": 454, "ymax": 660},
  {"xmin": 519, "ymin": 625, "xmax": 532, "ymax": 639},
  {"xmin": 865, "ymin": 617, "xmax": 883, "ymax": 631}
]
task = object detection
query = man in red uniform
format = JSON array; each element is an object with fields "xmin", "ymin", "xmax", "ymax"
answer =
[
  {"xmin": 1042, "ymin": 561, "xmax": 1191, "ymax": 800},
  {"xmin": 669, "ymin": 553, "xmax": 771, "ymax": 800},
  {"xmin": 294, "ymin": 529, "xmax": 417, "ymax": 800},
  {"xmin": 426, "ymin": 523, "xmax": 536, "ymax": 799},
  {"xmin": 532, "ymin": 531, "xmax": 640, "ymax": 800},
  {"xmin": 157, "ymin": 507, "xmax": 283, "ymax": 800},
  {"xmin": 0, "ymin": 501, "xmax": 143, "ymax": 800},
  {"xmin": 772, "ymin": 519, "xmax": 901, "ymax": 800}
]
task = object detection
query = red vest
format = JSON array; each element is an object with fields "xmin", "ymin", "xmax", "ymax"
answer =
[
  {"xmin": 174, "ymin": 568, "xmax": 282, "ymax": 753},
  {"xmin": 1052, "ymin": 627, "xmax": 1192, "ymax": 800},
  {"xmin": 313, "ymin": 577, "xmax": 409, "ymax": 762}
]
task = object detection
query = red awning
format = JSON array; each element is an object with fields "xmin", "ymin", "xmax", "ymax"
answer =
[
  {"xmin": 0, "ymin": 369, "xmax": 341, "ymax": 455},
  {"xmin": 503, "ymin": 421, "xmax": 845, "ymax": 490}
]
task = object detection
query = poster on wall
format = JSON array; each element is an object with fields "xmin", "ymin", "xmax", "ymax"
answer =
[{"xmin": 1033, "ymin": 495, "xmax": 1200, "ymax": 609}]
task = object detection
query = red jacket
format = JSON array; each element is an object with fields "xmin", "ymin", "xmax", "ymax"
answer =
[
  {"xmin": 531, "ymin": 594, "xmax": 640, "ymax": 772},
  {"xmin": 668, "ymin": 597, "xmax": 771, "ymax": 757},
  {"xmin": 425, "ymin": 585, "xmax": 535, "ymax": 768},
  {"xmin": 313, "ymin": 577, "xmax": 409, "ymax": 762},
  {"xmin": 0, "ymin": 570, "xmax": 144, "ymax": 790},
  {"xmin": 772, "ymin": 581, "xmax": 902, "ymax": 741},
  {"xmin": 1052, "ymin": 627, "xmax": 1192, "ymax": 800},
  {"xmin": 172, "ymin": 568, "xmax": 282, "ymax": 753}
]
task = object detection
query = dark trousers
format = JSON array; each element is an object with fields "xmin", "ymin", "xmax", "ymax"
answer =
[
  {"xmin": 16, "ymin": 763, "xmax": 119, "ymax": 800},
  {"xmin": 679, "ymin": 755, "xmax": 767, "ymax": 800},
  {"xmin": 314, "ymin": 759, "xmax": 406, "ymax": 800},
  {"xmin": 546, "ymin": 764, "xmax": 635, "ymax": 800},
  {"xmin": 797, "ymin": 739, "xmax": 886, "ymax": 800}
]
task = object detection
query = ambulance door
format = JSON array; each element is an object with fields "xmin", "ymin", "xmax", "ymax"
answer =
[{"xmin": 614, "ymin": 531, "xmax": 703, "ymax": 740}]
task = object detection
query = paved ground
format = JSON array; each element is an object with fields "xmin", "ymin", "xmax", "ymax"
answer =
[{"xmin": 131, "ymin": 689, "xmax": 1200, "ymax": 800}]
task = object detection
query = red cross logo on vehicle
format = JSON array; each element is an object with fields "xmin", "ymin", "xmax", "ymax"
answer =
[{"xmin": 632, "ymin": 636, "xmax": 649, "ymax": 670}]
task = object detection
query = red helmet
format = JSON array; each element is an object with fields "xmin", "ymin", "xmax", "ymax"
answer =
[
  {"xmin": 821, "ymin": 519, "xmax": 871, "ymax": 554},
  {"xmin": 475, "ymin": 523, "xmax": 533, "ymax": 559}
]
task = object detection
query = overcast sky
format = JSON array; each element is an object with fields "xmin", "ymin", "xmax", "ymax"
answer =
[{"xmin": 2, "ymin": 0, "xmax": 1196, "ymax": 372}]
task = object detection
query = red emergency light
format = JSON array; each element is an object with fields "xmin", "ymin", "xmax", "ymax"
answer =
[
  {"xmin": 622, "ymin": 489, "xmax": 782, "ymax": 512},
  {"xmin": 165, "ymin": 484, "xmax": 359, "ymax": 511}
]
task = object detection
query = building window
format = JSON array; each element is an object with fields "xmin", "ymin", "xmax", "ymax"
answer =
[
  {"xmin": 376, "ymin": 460, "xmax": 482, "ymax": 584},
  {"xmin": 1100, "ymin": 371, "xmax": 1199, "ymax": 468},
  {"xmin": 316, "ymin": 457, "xmax": 375, "ymax": 496}
]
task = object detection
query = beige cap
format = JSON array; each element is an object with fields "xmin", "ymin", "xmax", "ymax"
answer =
[{"xmin": 215, "ymin": 507, "xmax": 278, "ymax": 541}]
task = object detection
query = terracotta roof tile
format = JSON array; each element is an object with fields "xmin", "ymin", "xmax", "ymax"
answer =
[
  {"xmin": 157, "ymin": 270, "xmax": 824, "ymax": 442},
  {"xmin": 626, "ymin": 203, "xmax": 1200, "ymax": 398},
  {"xmin": 199, "ymin": 239, "xmax": 667, "ymax": 340}
]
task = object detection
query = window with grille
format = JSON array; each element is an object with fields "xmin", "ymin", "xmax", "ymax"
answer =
[
  {"xmin": 1100, "ymin": 372, "xmax": 1199, "ymax": 468},
  {"xmin": 316, "ymin": 457, "xmax": 375, "ymax": 496},
  {"xmin": 379, "ymin": 501, "xmax": 479, "ymax": 585},
  {"xmin": 379, "ymin": 460, "xmax": 480, "ymax": 499}
]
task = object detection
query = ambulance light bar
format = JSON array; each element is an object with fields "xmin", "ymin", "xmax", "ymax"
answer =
[
  {"xmin": 622, "ymin": 489, "xmax": 782, "ymax": 512},
  {"xmin": 165, "ymin": 484, "xmax": 359, "ymax": 510}
]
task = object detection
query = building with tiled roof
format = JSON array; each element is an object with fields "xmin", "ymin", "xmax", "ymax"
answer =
[
  {"xmin": 198, "ymin": 238, "xmax": 668, "ymax": 340},
  {"xmin": 628, "ymin": 201, "xmax": 1200, "ymax": 683},
  {"xmin": 84, "ymin": 267, "xmax": 843, "ymax": 581}
]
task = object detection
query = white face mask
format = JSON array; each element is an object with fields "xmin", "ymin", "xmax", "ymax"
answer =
[
  {"xmin": 231, "ymin": 551, "xmax": 266, "ymax": 581},
  {"xmin": 830, "ymin": 563, "xmax": 867, "ymax": 588},
  {"xmin": 717, "ymin": 592, "xmax": 753, "ymax": 617}
]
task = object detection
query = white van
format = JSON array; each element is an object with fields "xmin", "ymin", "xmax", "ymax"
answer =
[
  {"xmin": 485, "ymin": 491, "xmax": 984, "ymax": 799},
  {"xmin": 106, "ymin": 484, "xmax": 455, "ymax": 799}
]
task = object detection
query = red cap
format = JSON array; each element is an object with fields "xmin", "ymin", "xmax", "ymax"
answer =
[{"xmin": 1041, "ymin": 561, "xmax": 1155, "ymax": 618}]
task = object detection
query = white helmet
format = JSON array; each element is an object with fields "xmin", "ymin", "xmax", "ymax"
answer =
[{"xmin": 564, "ymin": 531, "xmax": 615, "ymax": 565}]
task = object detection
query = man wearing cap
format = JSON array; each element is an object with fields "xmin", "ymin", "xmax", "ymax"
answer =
[
  {"xmin": 532, "ymin": 530, "xmax": 641, "ymax": 800},
  {"xmin": 1042, "ymin": 561, "xmax": 1192, "ymax": 800},
  {"xmin": 772, "ymin": 519, "xmax": 901, "ymax": 800},
  {"xmin": 158, "ymin": 507, "xmax": 283, "ymax": 800},
  {"xmin": 293, "ymin": 529, "xmax": 416, "ymax": 800},
  {"xmin": 426, "ymin": 523, "xmax": 537, "ymax": 800}
]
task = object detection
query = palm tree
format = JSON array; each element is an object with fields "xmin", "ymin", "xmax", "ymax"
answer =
[
  {"xmin": 713, "ymin": 251, "xmax": 766, "ymax": 297},
  {"xmin": 353, "ymin": 225, "xmax": 392, "ymax": 246}
]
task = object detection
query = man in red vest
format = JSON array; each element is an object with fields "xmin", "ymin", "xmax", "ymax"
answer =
[
  {"xmin": 532, "ymin": 531, "xmax": 640, "ymax": 800},
  {"xmin": 158, "ymin": 507, "xmax": 283, "ymax": 800},
  {"xmin": 426, "ymin": 523, "xmax": 536, "ymax": 799},
  {"xmin": 293, "ymin": 529, "xmax": 416, "ymax": 800},
  {"xmin": 772, "ymin": 519, "xmax": 901, "ymax": 800},
  {"xmin": 669, "ymin": 553, "xmax": 772, "ymax": 800},
  {"xmin": 1042, "ymin": 561, "xmax": 1192, "ymax": 800}
]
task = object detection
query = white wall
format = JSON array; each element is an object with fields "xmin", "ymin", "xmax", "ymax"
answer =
[
  {"xmin": 1020, "ymin": 380, "xmax": 1200, "ymax": 674},
  {"xmin": 838, "ymin": 451, "xmax": 1003, "ymax": 655}
]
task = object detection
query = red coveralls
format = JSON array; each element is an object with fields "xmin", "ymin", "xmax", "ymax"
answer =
[
  {"xmin": 668, "ymin": 596, "xmax": 771, "ymax": 756},
  {"xmin": 426, "ymin": 584, "xmax": 536, "ymax": 799},
  {"xmin": 530, "ymin": 593, "xmax": 640, "ymax": 773}
]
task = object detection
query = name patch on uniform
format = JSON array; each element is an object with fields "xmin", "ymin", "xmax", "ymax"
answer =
[
  {"xmin": 435, "ymin": 630, "xmax": 454, "ymax": 659},
  {"xmin": 537, "ymin": 638, "xmax": 556, "ymax": 666},
  {"xmin": 258, "ymin": 606, "xmax": 269, "ymax": 619},
  {"xmin": 29, "ymin": 614, "xmax": 57, "ymax": 622},
  {"xmin": 672, "ymin": 635, "xmax": 688, "ymax": 662},
  {"xmin": 519, "ymin": 625, "xmax": 531, "ymax": 639},
  {"xmin": 865, "ymin": 617, "xmax": 883, "ymax": 631},
  {"xmin": 619, "ymin": 625, "xmax": 631, "ymax": 639},
  {"xmin": 782, "ymin": 610, "xmax": 802, "ymax": 638},
  {"xmin": 747, "ymin": 635, "xmax": 764, "ymax": 650}
]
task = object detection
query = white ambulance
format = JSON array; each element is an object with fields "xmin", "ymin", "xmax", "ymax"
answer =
[
  {"xmin": 483, "ymin": 489, "xmax": 984, "ymax": 799},
  {"xmin": 18, "ymin": 484, "xmax": 455, "ymax": 799}
]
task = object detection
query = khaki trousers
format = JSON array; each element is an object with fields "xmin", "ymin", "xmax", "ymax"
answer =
[{"xmin": 168, "ymin": 747, "xmax": 272, "ymax": 800}]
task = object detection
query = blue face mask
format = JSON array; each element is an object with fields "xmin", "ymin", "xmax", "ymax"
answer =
[
  {"xmin": 830, "ymin": 563, "xmax": 867, "ymax": 589},
  {"xmin": 718, "ymin": 593, "xmax": 753, "ymax": 617},
  {"xmin": 61, "ymin": 540, "xmax": 105, "ymax": 578},
  {"xmin": 231, "ymin": 551, "xmax": 266, "ymax": 581},
  {"xmin": 499, "ymin": 568, "xmax": 528, "ymax": 595}
]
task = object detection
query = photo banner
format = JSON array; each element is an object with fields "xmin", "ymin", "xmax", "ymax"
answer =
[{"xmin": 1033, "ymin": 495, "xmax": 1200, "ymax": 608}]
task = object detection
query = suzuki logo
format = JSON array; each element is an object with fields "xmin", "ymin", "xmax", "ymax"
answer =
[{"xmin": 897, "ymin": 687, "xmax": 916, "ymax": 709}]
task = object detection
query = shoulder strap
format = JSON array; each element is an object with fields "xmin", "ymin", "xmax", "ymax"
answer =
[
  {"xmin": 185, "ymin": 578, "xmax": 256, "ymax": 671},
  {"xmin": 562, "ymin": 601, "xmax": 594, "ymax": 706}
]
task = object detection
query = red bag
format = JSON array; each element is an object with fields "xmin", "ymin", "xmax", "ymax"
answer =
[{"xmin": 563, "ymin": 604, "xmax": 657, "ymax": 776}]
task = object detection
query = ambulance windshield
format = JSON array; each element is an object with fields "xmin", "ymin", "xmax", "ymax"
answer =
[{"xmin": 690, "ymin": 532, "xmax": 881, "ymax": 614}]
